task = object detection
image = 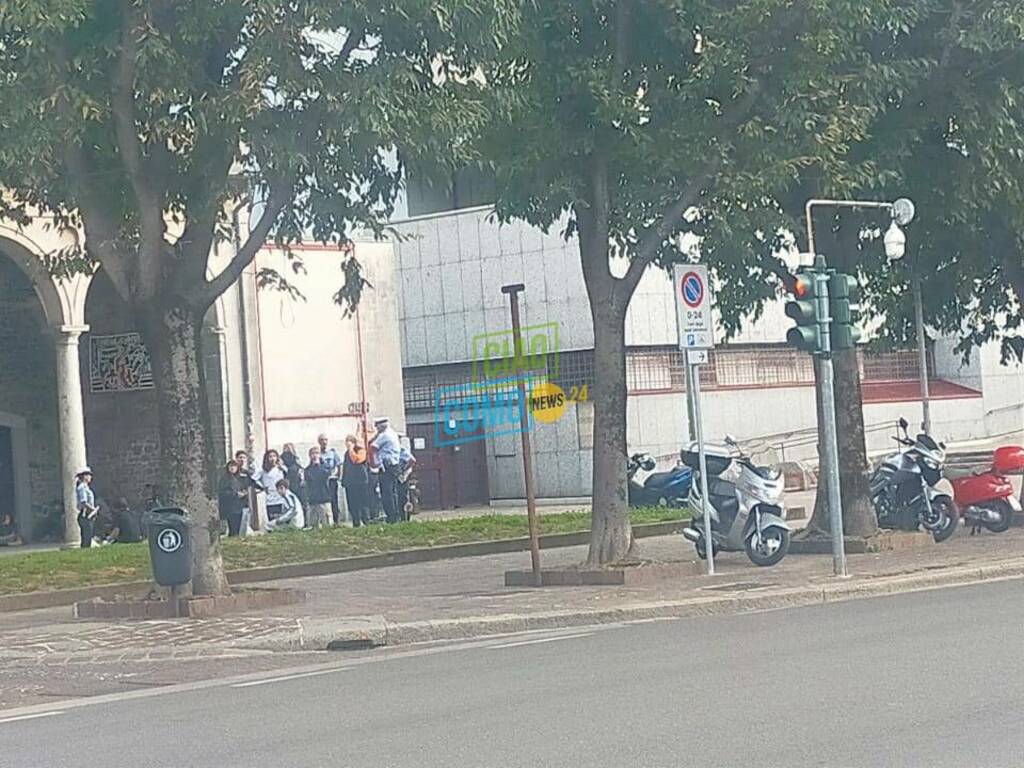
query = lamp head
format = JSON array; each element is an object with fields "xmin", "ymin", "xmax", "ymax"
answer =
[{"xmin": 884, "ymin": 220, "xmax": 906, "ymax": 259}]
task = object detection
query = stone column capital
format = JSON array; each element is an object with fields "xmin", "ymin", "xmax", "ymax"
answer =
[{"xmin": 54, "ymin": 325, "xmax": 90, "ymax": 343}]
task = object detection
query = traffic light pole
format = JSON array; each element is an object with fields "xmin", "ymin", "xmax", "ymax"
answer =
[{"xmin": 813, "ymin": 258, "xmax": 848, "ymax": 578}]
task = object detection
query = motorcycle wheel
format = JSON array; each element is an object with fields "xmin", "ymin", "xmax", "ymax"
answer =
[
  {"xmin": 931, "ymin": 498, "xmax": 959, "ymax": 543},
  {"xmin": 981, "ymin": 500, "xmax": 1013, "ymax": 533},
  {"xmin": 745, "ymin": 527, "xmax": 790, "ymax": 567}
]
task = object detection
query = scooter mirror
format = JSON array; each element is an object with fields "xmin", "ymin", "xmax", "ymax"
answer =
[
  {"xmin": 897, "ymin": 417, "xmax": 909, "ymax": 431},
  {"xmin": 724, "ymin": 434, "xmax": 737, "ymax": 446}
]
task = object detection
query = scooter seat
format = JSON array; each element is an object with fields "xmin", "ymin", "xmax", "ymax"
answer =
[{"xmin": 644, "ymin": 470, "xmax": 682, "ymax": 489}]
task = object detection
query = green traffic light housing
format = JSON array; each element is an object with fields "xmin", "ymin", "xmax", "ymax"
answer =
[
  {"xmin": 785, "ymin": 271, "xmax": 823, "ymax": 354},
  {"xmin": 829, "ymin": 272, "xmax": 861, "ymax": 350}
]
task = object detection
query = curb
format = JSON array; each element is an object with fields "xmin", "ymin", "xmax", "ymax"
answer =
[
  {"xmin": 246, "ymin": 557, "xmax": 1024, "ymax": 652},
  {"xmin": 0, "ymin": 521, "xmax": 686, "ymax": 613}
]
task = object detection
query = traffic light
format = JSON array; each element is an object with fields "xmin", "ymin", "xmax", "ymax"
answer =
[
  {"xmin": 829, "ymin": 272, "xmax": 861, "ymax": 350},
  {"xmin": 785, "ymin": 270, "xmax": 822, "ymax": 353}
]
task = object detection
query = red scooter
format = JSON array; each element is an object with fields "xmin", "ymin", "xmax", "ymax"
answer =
[{"xmin": 951, "ymin": 446, "xmax": 1024, "ymax": 534}]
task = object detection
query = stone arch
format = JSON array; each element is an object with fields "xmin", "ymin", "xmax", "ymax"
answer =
[{"xmin": 0, "ymin": 228, "xmax": 65, "ymax": 328}]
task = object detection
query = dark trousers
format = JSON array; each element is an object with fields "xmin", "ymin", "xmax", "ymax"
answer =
[
  {"xmin": 344, "ymin": 484, "xmax": 369, "ymax": 527},
  {"xmin": 78, "ymin": 514, "xmax": 94, "ymax": 548},
  {"xmin": 380, "ymin": 466, "xmax": 400, "ymax": 524},
  {"xmin": 328, "ymin": 478, "xmax": 341, "ymax": 525},
  {"xmin": 397, "ymin": 482, "xmax": 410, "ymax": 522},
  {"xmin": 225, "ymin": 510, "xmax": 243, "ymax": 537}
]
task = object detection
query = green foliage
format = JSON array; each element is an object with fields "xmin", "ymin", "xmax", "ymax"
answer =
[
  {"xmin": 472, "ymin": 0, "xmax": 925, "ymax": 321},
  {"xmin": 784, "ymin": 1, "xmax": 1024, "ymax": 362},
  {"xmin": 0, "ymin": 0, "xmax": 515, "ymax": 311}
]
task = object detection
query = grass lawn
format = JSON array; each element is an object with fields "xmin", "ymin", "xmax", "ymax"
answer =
[{"xmin": 0, "ymin": 507, "xmax": 686, "ymax": 596}]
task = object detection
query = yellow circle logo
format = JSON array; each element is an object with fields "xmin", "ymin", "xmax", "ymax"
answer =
[{"xmin": 529, "ymin": 382, "xmax": 567, "ymax": 424}]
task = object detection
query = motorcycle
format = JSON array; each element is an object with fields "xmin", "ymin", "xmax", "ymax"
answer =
[
  {"xmin": 868, "ymin": 418, "xmax": 958, "ymax": 543},
  {"xmin": 682, "ymin": 436, "xmax": 791, "ymax": 567},
  {"xmin": 627, "ymin": 452, "xmax": 693, "ymax": 508},
  {"xmin": 952, "ymin": 445, "xmax": 1024, "ymax": 534}
]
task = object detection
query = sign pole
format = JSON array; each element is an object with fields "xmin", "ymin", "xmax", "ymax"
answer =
[
  {"xmin": 502, "ymin": 283, "xmax": 542, "ymax": 586},
  {"xmin": 673, "ymin": 264, "xmax": 716, "ymax": 576},
  {"xmin": 689, "ymin": 352, "xmax": 715, "ymax": 575}
]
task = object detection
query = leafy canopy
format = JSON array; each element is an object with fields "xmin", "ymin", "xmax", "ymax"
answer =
[
  {"xmin": 0, "ymin": 0, "xmax": 514, "ymax": 312},
  {"xmin": 471, "ymin": 0, "xmax": 920, "ymax": 318}
]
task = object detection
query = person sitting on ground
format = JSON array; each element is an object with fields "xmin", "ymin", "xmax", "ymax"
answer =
[
  {"xmin": 265, "ymin": 479, "xmax": 304, "ymax": 532},
  {"xmin": 111, "ymin": 497, "xmax": 144, "ymax": 543},
  {"xmin": 0, "ymin": 511, "xmax": 20, "ymax": 546}
]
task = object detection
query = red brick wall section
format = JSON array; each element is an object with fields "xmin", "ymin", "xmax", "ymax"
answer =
[{"xmin": 0, "ymin": 256, "xmax": 63, "ymax": 531}]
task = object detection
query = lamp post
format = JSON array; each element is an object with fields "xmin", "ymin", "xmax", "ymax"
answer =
[
  {"xmin": 803, "ymin": 197, "xmax": 914, "ymax": 578},
  {"xmin": 882, "ymin": 215, "xmax": 931, "ymax": 435}
]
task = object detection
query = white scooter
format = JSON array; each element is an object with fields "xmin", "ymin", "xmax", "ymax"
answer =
[{"xmin": 682, "ymin": 436, "xmax": 791, "ymax": 567}]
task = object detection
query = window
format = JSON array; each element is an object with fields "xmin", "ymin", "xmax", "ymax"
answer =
[{"xmin": 406, "ymin": 167, "xmax": 496, "ymax": 217}]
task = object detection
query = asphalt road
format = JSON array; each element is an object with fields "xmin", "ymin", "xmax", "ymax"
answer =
[{"xmin": 2, "ymin": 579, "xmax": 1022, "ymax": 768}]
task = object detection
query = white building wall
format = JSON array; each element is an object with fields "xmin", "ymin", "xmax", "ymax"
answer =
[
  {"xmin": 392, "ymin": 206, "xmax": 1019, "ymax": 499},
  {"xmin": 253, "ymin": 241, "xmax": 405, "ymax": 458}
]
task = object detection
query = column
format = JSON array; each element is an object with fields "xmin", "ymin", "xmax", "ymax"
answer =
[{"xmin": 55, "ymin": 325, "xmax": 89, "ymax": 546}]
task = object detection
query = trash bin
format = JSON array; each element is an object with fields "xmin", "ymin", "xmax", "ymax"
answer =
[{"xmin": 143, "ymin": 508, "xmax": 192, "ymax": 587}]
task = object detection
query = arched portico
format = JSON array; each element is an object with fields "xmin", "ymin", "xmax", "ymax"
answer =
[{"xmin": 0, "ymin": 222, "xmax": 93, "ymax": 545}]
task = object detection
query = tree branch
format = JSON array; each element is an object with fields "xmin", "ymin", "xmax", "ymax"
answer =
[
  {"xmin": 196, "ymin": 181, "xmax": 289, "ymax": 310},
  {"xmin": 111, "ymin": 0, "xmax": 166, "ymax": 299},
  {"xmin": 622, "ymin": 82, "xmax": 762, "ymax": 293},
  {"xmin": 338, "ymin": 24, "xmax": 366, "ymax": 63}
]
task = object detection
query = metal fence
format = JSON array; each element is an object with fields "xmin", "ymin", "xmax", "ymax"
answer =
[{"xmin": 405, "ymin": 345, "xmax": 934, "ymax": 411}]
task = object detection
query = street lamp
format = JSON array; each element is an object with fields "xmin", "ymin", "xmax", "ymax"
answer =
[
  {"xmin": 883, "ymin": 220, "xmax": 907, "ymax": 259},
  {"xmin": 802, "ymin": 196, "xmax": 915, "ymax": 579},
  {"xmin": 878, "ymin": 201, "xmax": 930, "ymax": 436}
]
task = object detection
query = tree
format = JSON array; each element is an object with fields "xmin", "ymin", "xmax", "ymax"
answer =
[
  {"xmin": 474, "ymin": 0, "xmax": 911, "ymax": 564},
  {"xmin": 0, "ymin": 0, "xmax": 507, "ymax": 593},
  {"xmin": 794, "ymin": 1, "xmax": 1024, "ymax": 536}
]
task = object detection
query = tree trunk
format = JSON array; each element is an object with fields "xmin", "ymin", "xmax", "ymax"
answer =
[
  {"xmin": 831, "ymin": 346, "xmax": 878, "ymax": 537},
  {"xmin": 586, "ymin": 301, "xmax": 632, "ymax": 566},
  {"xmin": 141, "ymin": 304, "xmax": 230, "ymax": 596},
  {"xmin": 804, "ymin": 215, "xmax": 877, "ymax": 538}
]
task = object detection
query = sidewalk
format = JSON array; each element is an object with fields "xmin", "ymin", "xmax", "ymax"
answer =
[{"xmin": 0, "ymin": 527, "xmax": 1020, "ymax": 709}]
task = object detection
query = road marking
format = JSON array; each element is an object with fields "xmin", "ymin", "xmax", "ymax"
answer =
[
  {"xmin": 0, "ymin": 711, "xmax": 64, "ymax": 725},
  {"xmin": 230, "ymin": 668, "xmax": 351, "ymax": 689},
  {"xmin": 488, "ymin": 632, "xmax": 595, "ymax": 649}
]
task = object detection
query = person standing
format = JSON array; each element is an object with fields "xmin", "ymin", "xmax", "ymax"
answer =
[
  {"xmin": 218, "ymin": 460, "xmax": 247, "ymax": 537},
  {"xmin": 234, "ymin": 450, "xmax": 256, "ymax": 533},
  {"xmin": 369, "ymin": 417, "xmax": 401, "ymax": 524},
  {"xmin": 281, "ymin": 443, "xmax": 307, "ymax": 515},
  {"xmin": 304, "ymin": 446, "xmax": 332, "ymax": 530},
  {"xmin": 341, "ymin": 435, "xmax": 370, "ymax": 527},
  {"xmin": 75, "ymin": 467, "xmax": 98, "ymax": 548},
  {"xmin": 255, "ymin": 450, "xmax": 286, "ymax": 521},
  {"xmin": 317, "ymin": 434, "xmax": 343, "ymax": 525}
]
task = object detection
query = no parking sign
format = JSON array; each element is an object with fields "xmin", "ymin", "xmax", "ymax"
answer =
[{"xmin": 673, "ymin": 264, "xmax": 715, "ymax": 350}]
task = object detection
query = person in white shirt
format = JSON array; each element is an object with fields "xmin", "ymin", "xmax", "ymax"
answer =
[
  {"xmin": 254, "ymin": 449, "xmax": 286, "ymax": 521},
  {"xmin": 265, "ymin": 479, "xmax": 304, "ymax": 532}
]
